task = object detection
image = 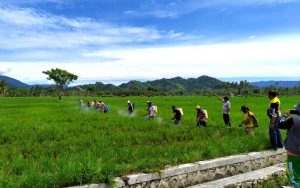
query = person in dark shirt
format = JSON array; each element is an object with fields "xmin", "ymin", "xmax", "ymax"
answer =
[
  {"xmin": 127, "ymin": 100, "xmax": 134, "ymax": 114},
  {"xmin": 172, "ymin": 106, "xmax": 182, "ymax": 125},
  {"xmin": 278, "ymin": 102, "xmax": 300, "ymax": 188}
]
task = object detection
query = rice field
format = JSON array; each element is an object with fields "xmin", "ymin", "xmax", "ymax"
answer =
[{"xmin": 0, "ymin": 96, "xmax": 298, "ymax": 187}]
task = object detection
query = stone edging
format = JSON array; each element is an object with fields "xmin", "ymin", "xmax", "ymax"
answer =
[{"xmin": 68, "ymin": 149, "xmax": 286, "ymax": 188}]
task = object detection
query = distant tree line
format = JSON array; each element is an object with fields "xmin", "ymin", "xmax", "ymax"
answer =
[
  {"xmin": 1, "ymin": 80, "xmax": 300, "ymax": 97},
  {"xmin": 1, "ymin": 69, "xmax": 300, "ymax": 97}
]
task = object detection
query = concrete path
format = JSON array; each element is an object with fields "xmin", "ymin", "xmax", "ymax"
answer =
[{"xmin": 188, "ymin": 163, "xmax": 285, "ymax": 188}]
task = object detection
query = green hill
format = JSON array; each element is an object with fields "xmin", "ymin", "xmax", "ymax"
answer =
[{"xmin": 80, "ymin": 75, "xmax": 222, "ymax": 93}]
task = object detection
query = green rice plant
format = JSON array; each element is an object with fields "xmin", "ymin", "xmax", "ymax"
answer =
[{"xmin": 0, "ymin": 96, "xmax": 298, "ymax": 187}]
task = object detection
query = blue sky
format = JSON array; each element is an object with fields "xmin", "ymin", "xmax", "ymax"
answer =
[{"xmin": 0, "ymin": 0, "xmax": 300, "ymax": 85}]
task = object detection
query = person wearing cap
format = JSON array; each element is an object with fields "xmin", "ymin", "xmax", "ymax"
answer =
[
  {"xmin": 128, "ymin": 100, "xmax": 134, "ymax": 114},
  {"xmin": 196, "ymin": 105, "xmax": 208, "ymax": 127},
  {"xmin": 278, "ymin": 102, "xmax": 300, "ymax": 187},
  {"xmin": 146, "ymin": 101, "xmax": 151, "ymax": 111},
  {"xmin": 95, "ymin": 101, "xmax": 101, "ymax": 110},
  {"xmin": 147, "ymin": 101, "xmax": 158, "ymax": 118},
  {"xmin": 239, "ymin": 106, "xmax": 258, "ymax": 135},
  {"xmin": 267, "ymin": 91, "xmax": 283, "ymax": 150},
  {"xmin": 215, "ymin": 95, "xmax": 231, "ymax": 128}
]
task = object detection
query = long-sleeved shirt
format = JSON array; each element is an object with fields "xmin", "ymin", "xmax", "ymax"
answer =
[
  {"xmin": 278, "ymin": 115, "xmax": 300, "ymax": 156},
  {"xmin": 173, "ymin": 108, "xmax": 182, "ymax": 120}
]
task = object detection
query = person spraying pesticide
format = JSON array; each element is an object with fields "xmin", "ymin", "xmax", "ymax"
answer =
[
  {"xmin": 196, "ymin": 105, "xmax": 208, "ymax": 127},
  {"xmin": 127, "ymin": 100, "xmax": 135, "ymax": 115},
  {"xmin": 147, "ymin": 101, "xmax": 157, "ymax": 119},
  {"xmin": 172, "ymin": 106, "xmax": 183, "ymax": 125},
  {"xmin": 239, "ymin": 106, "xmax": 258, "ymax": 135}
]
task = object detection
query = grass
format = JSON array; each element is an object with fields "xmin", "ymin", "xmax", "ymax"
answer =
[
  {"xmin": 0, "ymin": 96, "xmax": 297, "ymax": 187},
  {"xmin": 261, "ymin": 174, "xmax": 290, "ymax": 188}
]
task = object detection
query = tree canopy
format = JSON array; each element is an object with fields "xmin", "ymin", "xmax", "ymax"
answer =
[
  {"xmin": 43, "ymin": 68, "xmax": 78, "ymax": 99},
  {"xmin": 0, "ymin": 80, "xmax": 8, "ymax": 97}
]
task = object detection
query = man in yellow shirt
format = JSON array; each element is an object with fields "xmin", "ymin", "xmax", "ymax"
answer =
[{"xmin": 267, "ymin": 91, "xmax": 283, "ymax": 150}]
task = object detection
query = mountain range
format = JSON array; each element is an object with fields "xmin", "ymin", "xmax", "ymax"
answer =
[
  {"xmin": 1, "ymin": 75, "xmax": 299, "ymax": 90},
  {"xmin": 251, "ymin": 81, "xmax": 300, "ymax": 88},
  {"xmin": 0, "ymin": 75, "xmax": 29, "ymax": 88}
]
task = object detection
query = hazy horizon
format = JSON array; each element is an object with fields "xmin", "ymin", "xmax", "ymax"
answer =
[{"xmin": 4, "ymin": 75, "xmax": 298, "ymax": 86}]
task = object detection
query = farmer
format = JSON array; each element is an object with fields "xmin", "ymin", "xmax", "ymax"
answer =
[
  {"xmin": 87, "ymin": 100, "xmax": 93, "ymax": 107},
  {"xmin": 128, "ymin": 100, "xmax": 134, "ymax": 114},
  {"xmin": 278, "ymin": 102, "xmax": 300, "ymax": 187},
  {"xmin": 239, "ymin": 106, "xmax": 258, "ymax": 134},
  {"xmin": 95, "ymin": 101, "xmax": 101, "ymax": 110},
  {"xmin": 146, "ymin": 101, "xmax": 151, "ymax": 111},
  {"xmin": 172, "ymin": 106, "xmax": 183, "ymax": 125},
  {"xmin": 98, "ymin": 101, "xmax": 109, "ymax": 113},
  {"xmin": 79, "ymin": 99, "xmax": 83, "ymax": 106},
  {"xmin": 216, "ymin": 95, "xmax": 231, "ymax": 128},
  {"xmin": 196, "ymin": 105, "xmax": 208, "ymax": 127},
  {"xmin": 147, "ymin": 101, "xmax": 156, "ymax": 118},
  {"xmin": 267, "ymin": 91, "xmax": 283, "ymax": 150}
]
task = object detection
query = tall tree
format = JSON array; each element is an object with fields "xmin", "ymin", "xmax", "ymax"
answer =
[
  {"xmin": 0, "ymin": 80, "xmax": 8, "ymax": 97},
  {"xmin": 43, "ymin": 68, "xmax": 78, "ymax": 100}
]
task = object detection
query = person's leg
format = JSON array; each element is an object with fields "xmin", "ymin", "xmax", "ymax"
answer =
[
  {"xmin": 275, "ymin": 116, "xmax": 284, "ymax": 148},
  {"xmin": 286, "ymin": 155, "xmax": 300, "ymax": 188},
  {"xmin": 276, "ymin": 128, "xmax": 284, "ymax": 148},
  {"xmin": 269, "ymin": 127, "xmax": 278, "ymax": 150},
  {"xmin": 224, "ymin": 114, "xmax": 231, "ymax": 127},
  {"xmin": 227, "ymin": 114, "xmax": 231, "ymax": 127},
  {"xmin": 196, "ymin": 121, "xmax": 201, "ymax": 127},
  {"xmin": 201, "ymin": 121, "xmax": 207, "ymax": 127},
  {"xmin": 223, "ymin": 114, "xmax": 229, "ymax": 127}
]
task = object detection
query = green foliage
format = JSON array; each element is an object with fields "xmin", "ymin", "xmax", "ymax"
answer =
[
  {"xmin": 3, "ymin": 75, "xmax": 300, "ymax": 97},
  {"xmin": 0, "ymin": 80, "xmax": 8, "ymax": 96},
  {"xmin": 43, "ymin": 68, "xmax": 78, "ymax": 99},
  {"xmin": 0, "ymin": 96, "xmax": 297, "ymax": 187},
  {"xmin": 43, "ymin": 68, "xmax": 78, "ymax": 87},
  {"xmin": 261, "ymin": 174, "xmax": 290, "ymax": 188}
]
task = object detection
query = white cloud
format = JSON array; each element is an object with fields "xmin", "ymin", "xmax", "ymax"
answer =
[
  {"xmin": 0, "ymin": 6, "xmax": 185, "ymax": 49},
  {"xmin": 124, "ymin": 0, "xmax": 298, "ymax": 18},
  {"xmin": 1, "ymin": 34, "xmax": 300, "ymax": 85},
  {"xmin": 0, "ymin": 0, "xmax": 67, "ymax": 5},
  {"xmin": 0, "ymin": 67, "xmax": 12, "ymax": 75}
]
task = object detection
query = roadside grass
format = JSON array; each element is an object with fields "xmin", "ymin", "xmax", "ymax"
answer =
[
  {"xmin": 261, "ymin": 174, "xmax": 290, "ymax": 188},
  {"xmin": 0, "ymin": 96, "xmax": 297, "ymax": 187}
]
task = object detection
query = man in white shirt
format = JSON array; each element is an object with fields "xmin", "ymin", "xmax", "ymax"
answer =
[{"xmin": 216, "ymin": 95, "xmax": 231, "ymax": 128}]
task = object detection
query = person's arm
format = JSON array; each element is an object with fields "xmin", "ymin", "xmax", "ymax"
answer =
[
  {"xmin": 172, "ymin": 110, "xmax": 176, "ymax": 119},
  {"xmin": 239, "ymin": 119, "xmax": 244, "ymax": 127},
  {"xmin": 227, "ymin": 103, "xmax": 231, "ymax": 113},
  {"xmin": 214, "ymin": 94, "xmax": 224, "ymax": 102},
  {"xmin": 270, "ymin": 102, "xmax": 280, "ymax": 114}
]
